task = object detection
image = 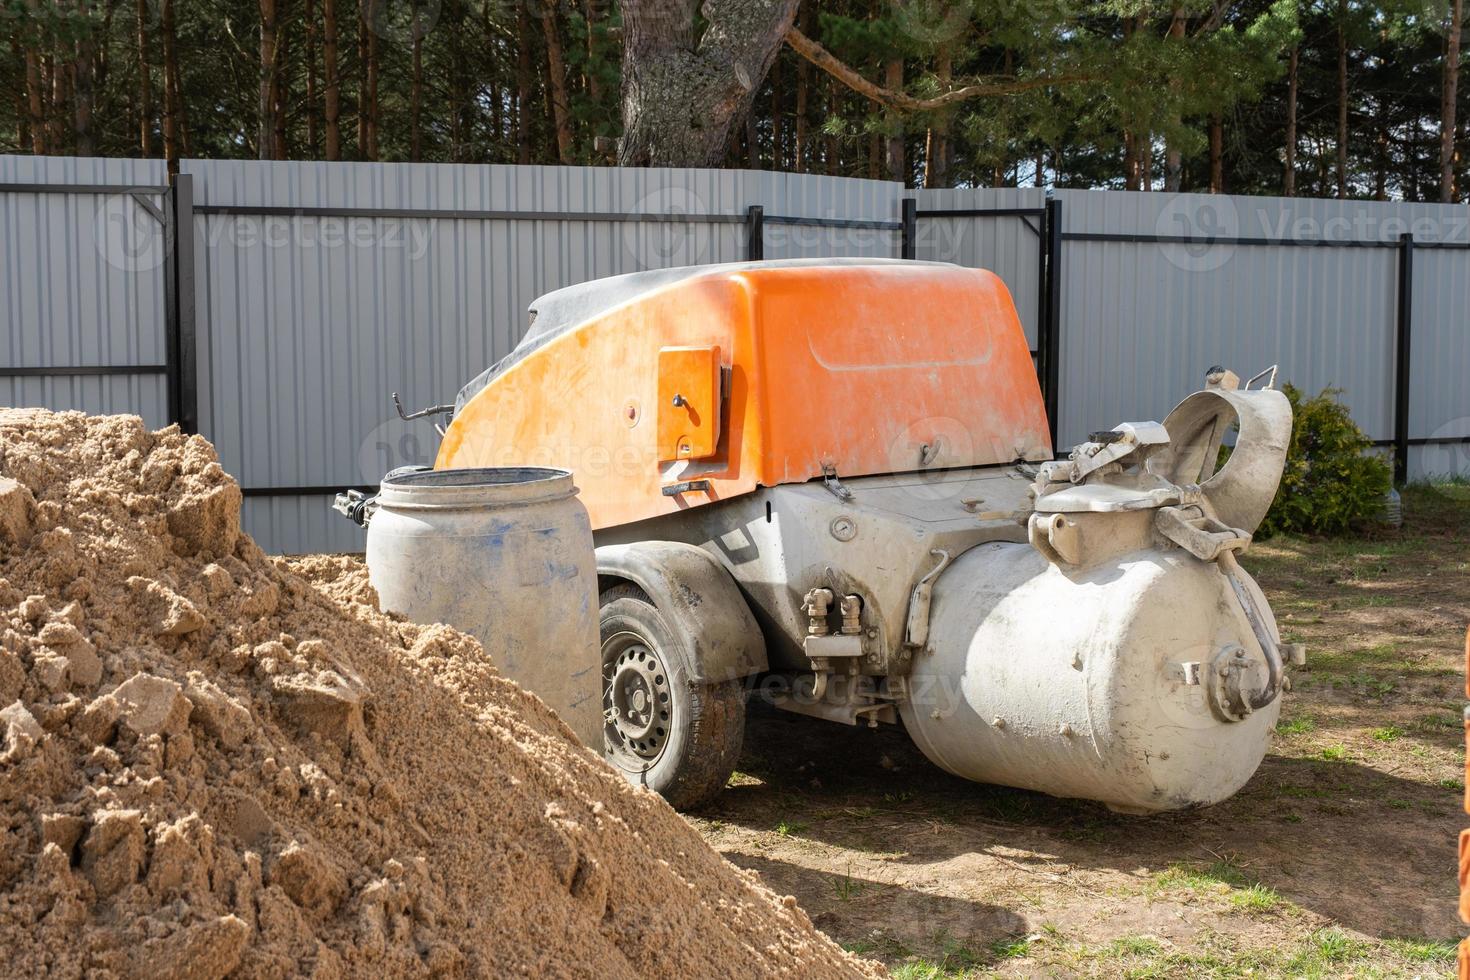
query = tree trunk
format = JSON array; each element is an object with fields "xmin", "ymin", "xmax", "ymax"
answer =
[
  {"xmin": 48, "ymin": 53, "xmax": 67, "ymax": 152},
  {"xmin": 259, "ymin": 0, "xmax": 278, "ymax": 159},
  {"xmin": 274, "ymin": 4, "xmax": 289, "ymax": 159},
  {"xmin": 541, "ymin": 5, "xmax": 574, "ymax": 163},
  {"xmin": 1284, "ymin": 44, "xmax": 1298, "ymax": 196},
  {"xmin": 1164, "ymin": 5, "xmax": 1185, "ymax": 192},
  {"xmin": 1374, "ymin": 125, "xmax": 1388, "ymax": 199},
  {"xmin": 1034, "ymin": 150, "xmax": 1044, "ymax": 187},
  {"xmin": 1337, "ymin": 1, "xmax": 1348, "ymax": 198},
  {"xmin": 365, "ymin": 8, "xmax": 379, "ymax": 159},
  {"xmin": 516, "ymin": 2, "xmax": 532, "ymax": 165},
  {"xmin": 1209, "ymin": 114, "xmax": 1224, "ymax": 192},
  {"xmin": 747, "ymin": 111, "xmax": 759, "ymax": 167},
  {"xmin": 1124, "ymin": 130, "xmax": 1139, "ymax": 190},
  {"xmin": 410, "ymin": 0, "xmax": 424, "ymax": 160},
  {"xmin": 161, "ymin": 0, "xmax": 180, "ymax": 168},
  {"xmin": 883, "ymin": 58, "xmax": 903, "ymax": 183},
  {"xmin": 618, "ymin": 0, "xmax": 801, "ymax": 167},
  {"xmin": 306, "ymin": 0, "xmax": 318, "ymax": 154},
  {"xmin": 323, "ymin": 0, "xmax": 340, "ymax": 159},
  {"xmin": 793, "ymin": 0, "xmax": 813, "ymax": 171},
  {"xmin": 1443, "ymin": 0, "xmax": 1463, "ymax": 200},
  {"xmin": 825, "ymin": 76, "xmax": 838, "ymax": 175},
  {"xmin": 357, "ymin": 0, "xmax": 367, "ymax": 155},
  {"xmin": 24, "ymin": 0, "xmax": 46, "ymax": 154},
  {"xmin": 133, "ymin": 0, "xmax": 150, "ymax": 152},
  {"xmin": 771, "ymin": 55, "xmax": 784, "ymax": 169},
  {"xmin": 74, "ymin": 0, "xmax": 96, "ymax": 156},
  {"xmin": 10, "ymin": 36, "xmax": 27, "ymax": 151},
  {"xmin": 924, "ymin": 43, "xmax": 951, "ymax": 188},
  {"xmin": 584, "ymin": 0, "xmax": 602, "ymax": 105}
]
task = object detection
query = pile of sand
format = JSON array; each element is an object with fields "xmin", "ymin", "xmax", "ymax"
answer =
[{"xmin": 0, "ymin": 409, "xmax": 879, "ymax": 978}]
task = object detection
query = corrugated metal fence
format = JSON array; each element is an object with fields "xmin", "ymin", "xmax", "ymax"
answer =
[{"xmin": 3, "ymin": 156, "xmax": 1466, "ymax": 553}]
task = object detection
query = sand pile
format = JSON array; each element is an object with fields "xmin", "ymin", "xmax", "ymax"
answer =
[{"xmin": 0, "ymin": 409, "xmax": 879, "ymax": 979}]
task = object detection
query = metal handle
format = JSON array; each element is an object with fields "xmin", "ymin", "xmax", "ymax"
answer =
[{"xmin": 392, "ymin": 391, "xmax": 454, "ymax": 422}]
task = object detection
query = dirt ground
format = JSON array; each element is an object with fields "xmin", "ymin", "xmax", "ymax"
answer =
[{"xmin": 687, "ymin": 484, "xmax": 1469, "ymax": 978}]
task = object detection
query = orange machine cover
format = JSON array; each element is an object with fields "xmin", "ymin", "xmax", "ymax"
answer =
[{"xmin": 436, "ymin": 264, "xmax": 1052, "ymax": 530}]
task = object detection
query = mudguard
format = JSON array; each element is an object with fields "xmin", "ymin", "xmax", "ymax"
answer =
[{"xmin": 596, "ymin": 541, "xmax": 768, "ymax": 684}]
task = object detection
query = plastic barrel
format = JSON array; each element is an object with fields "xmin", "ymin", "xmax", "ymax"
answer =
[{"xmin": 366, "ymin": 467, "xmax": 601, "ymax": 748}]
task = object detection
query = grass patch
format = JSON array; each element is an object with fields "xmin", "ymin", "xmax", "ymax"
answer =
[
  {"xmin": 831, "ymin": 865, "xmax": 863, "ymax": 902},
  {"xmin": 1228, "ymin": 883, "xmax": 1282, "ymax": 913},
  {"xmin": 1154, "ymin": 858, "xmax": 1289, "ymax": 917},
  {"xmin": 986, "ymin": 935, "xmax": 1033, "ymax": 960},
  {"xmin": 1318, "ymin": 744, "xmax": 1348, "ymax": 761},
  {"xmin": 1155, "ymin": 859, "xmax": 1251, "ymax": 892},
  {"xmin": 1275, "ymin": 716, "xmax": 1315, "ymax": 736},
  {"xmin": 1107, "ymin": 935, "xmax": 1165, "ymax": 957},
  {"xmin": 885, "ymin": 934, "xmax": 992, "ymax": 979},
  {"xmin": 1381, "ymin": 937, "xmax": 1458, "ymax": 963},
  {"xmin": 1283, "ymin": 927, "xmax": 1371, "ymax": 973},
  {"xmin": 774, "ymin": 820, "xmax": 808, "ymax": 837},
  {"xmin": 1371, "ymin": 725, "xmax": 1404, "ymax": 742},
  {"xmin": 1417, "ymin": 712, "xmax": 1461, "ymax": 731}
]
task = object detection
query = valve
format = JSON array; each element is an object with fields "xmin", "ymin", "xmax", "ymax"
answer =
[{"xmin": 802, "ymin": 588, "xmax": 834, "ymax": 636}]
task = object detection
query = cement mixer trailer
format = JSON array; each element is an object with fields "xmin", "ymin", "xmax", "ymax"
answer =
[{"xmin": 407, "ymin": 259, "xmax": 1295, "ymax": 813}]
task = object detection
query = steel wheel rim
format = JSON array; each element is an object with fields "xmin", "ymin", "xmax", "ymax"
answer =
[{"xmin": 602, "ymin": 631, "xmax": 673, "ymax": 770}]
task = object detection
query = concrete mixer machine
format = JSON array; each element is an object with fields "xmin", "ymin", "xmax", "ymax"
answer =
[{"xmin": 430, "ymin": 259, "xmax": 1295, "ymax": 813}]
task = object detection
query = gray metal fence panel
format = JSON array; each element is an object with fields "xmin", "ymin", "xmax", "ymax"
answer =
[
  {"xmin": 1052, "ymin": 190, "xmax": 1394, "ymax": 450},
  {"xmin": 0, "ymin": 155, "xmax": 171, "ymax": 427},
  {"xmin": 912, "ymin": 187, "xmax": 1046, "ymax": 350},
  {"xmin": 6, "ymin": 157, "xmax": 1465, "ymax": 553},
  {"xmin": 1408, "ymin": 243, "xmax": 1470, "ymax": 477}
]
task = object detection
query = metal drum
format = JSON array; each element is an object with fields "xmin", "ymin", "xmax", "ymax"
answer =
[{"xmin": 366, "ymin": 467, "xmax": 601, "ymax": 747}]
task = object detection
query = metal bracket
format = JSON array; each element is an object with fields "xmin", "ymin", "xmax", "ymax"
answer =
[
  {"xmin": 660, "ymin": 479, "xmax": 711, "ymax": 497},
  {"xmin": 903, "ymin": 548, "xmax": 952, "ymax": 649},
  {"xmin": 130, "ymin": 190, "xmax": 166, "ymax": 226},
  {"xmin": 822, "ymin": 462, "xmax": 853, "ymax": 501}
]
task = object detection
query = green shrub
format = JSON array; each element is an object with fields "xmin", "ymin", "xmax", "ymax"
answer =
[{"xmin": 1252, "ymin": 384, "xmax": 1392, "ymax": 537}]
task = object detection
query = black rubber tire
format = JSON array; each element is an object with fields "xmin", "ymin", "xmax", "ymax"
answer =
[{"xmin": 599, "ymin": 583, "xmax": 745, "ymax": 810}]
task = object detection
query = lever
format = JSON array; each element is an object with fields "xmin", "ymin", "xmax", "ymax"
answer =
[{"xmin": 392, "ymin": 391, "xmax": 454, "ymax": 422}]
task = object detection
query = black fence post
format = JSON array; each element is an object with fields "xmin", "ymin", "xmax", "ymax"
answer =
[
  {"xmin": 162, "ymin": 181, "xmax": 182, "ymax": 429},
  {"xmin": 170, "ymin": 172, "xmax": 199, "ymax": 435},
  {"xmin": 900, "ymin": 198, "xmax": 917, "ymax": 259},
  {"xmin": 1041, "ymin": 197, "xmax": 1063, "ymax": 451},
  {"xmin": 746, "ymin": 205, "xmax": 764, "ymax": 261},
  {"xmin": 1393, "ymin": 232, "xmax": 1414, "ymax": 485}
]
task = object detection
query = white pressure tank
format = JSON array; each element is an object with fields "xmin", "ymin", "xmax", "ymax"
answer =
[
  {"xmin": 366, "ymin": 467, "xmax": 602, "ymax": 748},
  {"xmin": 898, "ymin": 540, "xmax": 1282, "ymax": 813}
]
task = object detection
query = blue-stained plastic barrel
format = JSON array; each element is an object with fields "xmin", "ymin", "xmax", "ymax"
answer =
[{"xmin": 366, "ymin": 467, "xmax": 601, "ymax": 747}]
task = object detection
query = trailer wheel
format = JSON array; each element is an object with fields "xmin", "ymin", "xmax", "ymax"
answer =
[{"xmin": 598, "ymin": 583, "xmax": 745, "ymax": 810}]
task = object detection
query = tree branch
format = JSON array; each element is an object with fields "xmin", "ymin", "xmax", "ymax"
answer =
[{"xmin": 785, "ymin": 27, "xmax": 1087, "ymax": 111}]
